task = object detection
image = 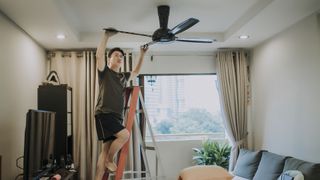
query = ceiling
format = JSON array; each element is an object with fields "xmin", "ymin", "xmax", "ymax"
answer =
[{"xmin": 0, "ymin": 0, "xmax": 319, "ymax": 53}]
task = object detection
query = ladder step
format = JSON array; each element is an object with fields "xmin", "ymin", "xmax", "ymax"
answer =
[
  {"xmin": 136, "ymin": 109, "xmax": 144, "ymax": 113},
  {"xmin": 145, "ymin": 146, "xmax": 155, "ymax": 150},
  {"xmin": 124, "ymin": 107, "xmax": 144, "ymax": 114}
]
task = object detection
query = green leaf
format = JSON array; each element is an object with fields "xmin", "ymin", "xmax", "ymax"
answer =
[{"xmin": 191, "ymin": 140, "xmax": 231, "ymax": 169}]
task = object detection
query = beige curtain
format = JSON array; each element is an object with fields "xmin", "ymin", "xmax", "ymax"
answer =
[
  {"xmin": 48, "ymin": 50, "xmax": 143, "ymax": 180},
  {"xmin": 49, "ymin": 51, "xmax": 98, "ymax": 179},
  {"xmin": 216, "ymin": 50, "xmax": 249, "ymax": 171}
]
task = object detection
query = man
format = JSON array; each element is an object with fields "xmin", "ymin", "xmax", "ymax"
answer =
[{"xmin": 94, "ymin": 29, "xmax": 148, "ymax": 180}]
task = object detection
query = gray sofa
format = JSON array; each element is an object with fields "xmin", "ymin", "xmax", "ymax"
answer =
[{"xmin": 232, "ymin": 149, "xmax": 320, "ymax": 180}]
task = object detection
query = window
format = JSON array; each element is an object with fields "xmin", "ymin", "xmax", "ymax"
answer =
[{"xmin": 143, "ymin": 75, "xmax": 226, "ymax": 141}]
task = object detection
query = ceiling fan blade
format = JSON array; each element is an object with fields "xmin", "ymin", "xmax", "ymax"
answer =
[
  {"xmin": 175, "ymin": 38, "xmax": 214, "ymax": 43},
  {"xmin": 170, "ymin": 18, "xmax": 199, "ymax": 35},
  {"xmin": 158, "ymin": 5, "xmax": 170, "ymax": 29},
  {"xmin": 103, "ymin": 28, "xmax": 152, "ymax": 38}
]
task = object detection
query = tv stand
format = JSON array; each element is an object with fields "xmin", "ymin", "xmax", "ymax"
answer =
[{"xmin": 39, "ymin": 168, "xmax": 78, "ymax": 180}]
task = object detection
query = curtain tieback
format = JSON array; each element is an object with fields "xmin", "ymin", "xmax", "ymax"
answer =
[{"xmin": 235, "ymin": 132, "xmax": 248, "ymax": 147}]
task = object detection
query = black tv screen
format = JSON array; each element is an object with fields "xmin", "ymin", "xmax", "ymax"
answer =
[{"xmin": 23, "ymin": 109, "xmax": 56, "ymax": 180}]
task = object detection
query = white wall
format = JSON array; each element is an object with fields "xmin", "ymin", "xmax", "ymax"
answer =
[
  {"xmin": 145, "ymin": 139, "xmax": 228, "ymax": 180},
  {"xmin": 135, "ymin": 54, "xmax": 216, "ymax": 74},
  {"xmin": 146, "ymin": 140, "xmax": 202, "ymax": 179},
  {"xmin": 0, "ymin": 12, "xmax": 47, "ymax": 179},
  {"xmin": 250, "ymin": 13, "xmax": 320, "ymax": 162}
]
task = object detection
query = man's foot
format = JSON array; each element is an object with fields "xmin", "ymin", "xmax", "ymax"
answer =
[{"xmin": 105, "ymin": 161, "xmax": 117, "ymax": 172}]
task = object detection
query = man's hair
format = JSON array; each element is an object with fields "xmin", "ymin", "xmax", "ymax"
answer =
[{"xmin": 108, "ymin": 47, "xmax": 125, "ymax": 58}]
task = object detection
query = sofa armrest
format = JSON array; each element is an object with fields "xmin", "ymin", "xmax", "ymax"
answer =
[{"xmin": 284, "ymin": 157, "xmax": 320, "ymax": 180}]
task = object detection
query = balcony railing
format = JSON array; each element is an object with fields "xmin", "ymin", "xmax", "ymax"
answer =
[{"xmin": 145, "ymin": 132, "xmax": 227, "ymax": 142}]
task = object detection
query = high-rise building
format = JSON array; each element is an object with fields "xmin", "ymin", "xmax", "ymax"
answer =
[{"xmin": 144, "ymin": 76, "xmax": 186, "ymax": 127}]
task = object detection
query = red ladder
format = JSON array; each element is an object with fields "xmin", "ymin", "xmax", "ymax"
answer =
[{"xmin": 102, "ymin": 86, "xmax": 140, "ymax": 180}]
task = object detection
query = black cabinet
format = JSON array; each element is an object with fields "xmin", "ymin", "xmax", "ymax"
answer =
[{"xmin": 38, "ymin": 84, "xmax": 73, "ymax": 167}]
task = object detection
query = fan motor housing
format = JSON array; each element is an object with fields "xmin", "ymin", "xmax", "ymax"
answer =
[{"xmin": 152, "ymin": 28, "xmax": 175, "ymax": 42}]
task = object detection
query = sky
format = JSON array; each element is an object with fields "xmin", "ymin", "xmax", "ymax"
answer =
[{"xmin": 184, "ymin": 75, "xmax": 221, "ymax": 115}]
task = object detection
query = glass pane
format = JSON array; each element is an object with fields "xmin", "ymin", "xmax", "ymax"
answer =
[{"xmin": 144, "ymin": 75, "xmax": 225, "ymax": 140}]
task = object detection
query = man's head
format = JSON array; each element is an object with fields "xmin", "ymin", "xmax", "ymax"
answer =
[
  {"xmin": 107, "ymin": 47, "xmax": 125, "ymax": 69},
  {"xmin": 108, "ymin": 47, "xmax": 124, "ymax": 58}
]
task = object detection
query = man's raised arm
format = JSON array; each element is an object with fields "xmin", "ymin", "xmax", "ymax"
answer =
[
  {"xmin": 129, "ymin": 45, "xmax": 148, "ymax": 80},
  {"xmin": 96, "ymin": 30, "xmax": 117, "ymax": 71}
]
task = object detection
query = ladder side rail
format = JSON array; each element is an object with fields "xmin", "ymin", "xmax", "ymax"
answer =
[
  {"xmin": 138, "ymin": 91, "xmax": 166, "ymax": 177},
  {"xmin": 134, "ymin": 114, "xmax": 152, "ymax": 179},
  {"xmin": 138, "ymin": 106, "xmax": 147, "ymax": 177},
  {"xmin": 115, "ymin": 87, "xmax": 140, "ymax": 180},
  {"xmin": 113, "ymin": 89, "xmax": 133, "ymax": 180},
  {"xmin": 124, "ymin": 92, "xmax": 135, "ymax": 179}
]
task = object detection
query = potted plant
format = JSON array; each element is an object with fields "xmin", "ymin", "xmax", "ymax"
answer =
[{"xmin": 192, "ymin": 140, "xmax": 231, "ymax": 169}]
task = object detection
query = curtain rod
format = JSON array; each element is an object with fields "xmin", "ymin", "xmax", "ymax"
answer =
[
  {"xmin": 214, "ymin": 49, "xmax": 251, "ymax": 58},
  {"xmin": 150, "ymin": 54, "xmax": 215, "ymax": 57},
  {"xmin": 47, "ymin": 47, "xmax": 133, "ymax": 53},
  {"xmin": 47, "ymin": 48, "xmax": 96, "ymax": 52},
  {"xmin": 216, "ymin": 48, "xmax": 251, "ymax": 52},
  {"xmin": 47, "ymin": 49, "xmax": 133, "ymax": 59}
]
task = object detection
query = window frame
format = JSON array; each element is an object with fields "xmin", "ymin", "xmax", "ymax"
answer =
[{"xmin": 138, "ymin": 73, "xmax": 227, "ymax": 141}]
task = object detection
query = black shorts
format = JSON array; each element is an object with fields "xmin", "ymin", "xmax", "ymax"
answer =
[{"xmin": 95, "ymin": 113, "xmax": 125, "ymax": 142}]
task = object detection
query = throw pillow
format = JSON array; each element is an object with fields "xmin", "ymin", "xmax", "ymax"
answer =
[
  {"xmin": 253, "ymin": 151, "xmax": 287, "ymax": 180},
  {"xmin": 233, "ymin": 149, "xmax": 263, "ymax": 179},
  {"xmin": 277, "ymin": 170, "xmax": 304, "ymax": 180}
]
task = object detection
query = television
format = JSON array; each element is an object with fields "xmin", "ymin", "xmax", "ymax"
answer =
[{"xmin": 23, "ymin": 109, "xmax": 56, "ymax": 180}]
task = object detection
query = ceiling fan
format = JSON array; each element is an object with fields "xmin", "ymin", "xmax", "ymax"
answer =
[{"xmin": 104, "ymin": 5, "xmax": 214, "ymax": 47}]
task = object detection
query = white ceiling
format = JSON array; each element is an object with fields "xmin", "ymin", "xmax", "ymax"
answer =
[{"xmin": 0, "ymin": 0, "xmax": 319, "ymax": 53}]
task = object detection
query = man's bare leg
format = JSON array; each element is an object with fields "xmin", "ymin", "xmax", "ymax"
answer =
[
  {"xmin": 105, "ymin": 129, "xmax": 130, "ymax": 172},
  {"xmin": 95, "ymin": 141, "xmax": 111, "ymax": 180}
]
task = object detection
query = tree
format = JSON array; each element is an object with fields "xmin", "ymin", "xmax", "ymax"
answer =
[
  {"xmin": 170, "ymin": 108, "xmax": 224, "ymax": 134},
  {"xmin": 156, "ymin": 120, "xmax": 173, "ymax": 134}
]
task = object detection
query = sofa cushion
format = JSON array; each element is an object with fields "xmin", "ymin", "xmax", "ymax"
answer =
[
  {"xmin": 283, "ymin": 157, "xmax": 320, "ymax": 180},
  {"xmin": 253, "ymin": 151, "xmax": 287, "ymax": 180},
  {"xmin": 233, "ymin": 149, "xmax": 263, "ymax": 179}
]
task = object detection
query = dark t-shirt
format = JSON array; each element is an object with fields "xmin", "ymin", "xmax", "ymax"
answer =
[{"xmin": 95, "ymin": 65, "xmax": 131, "ymax": 118}]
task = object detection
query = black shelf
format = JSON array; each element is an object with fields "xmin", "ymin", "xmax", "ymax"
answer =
[{"xmin": 38, "ymin": 84, "xmax": 73, "ymax": 168}]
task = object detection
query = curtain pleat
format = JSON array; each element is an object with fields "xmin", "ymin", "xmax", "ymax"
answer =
[
  {"xmin": 216, "ymin": 50, "xmax": 249, "ymax": 171},
  {"xmin": 48, "ymin": 50, "xmax": 143, "ymax": 180},
  {"xmin": 49, "ymin": 51, "xmax": 95, "ymax": 179}
]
